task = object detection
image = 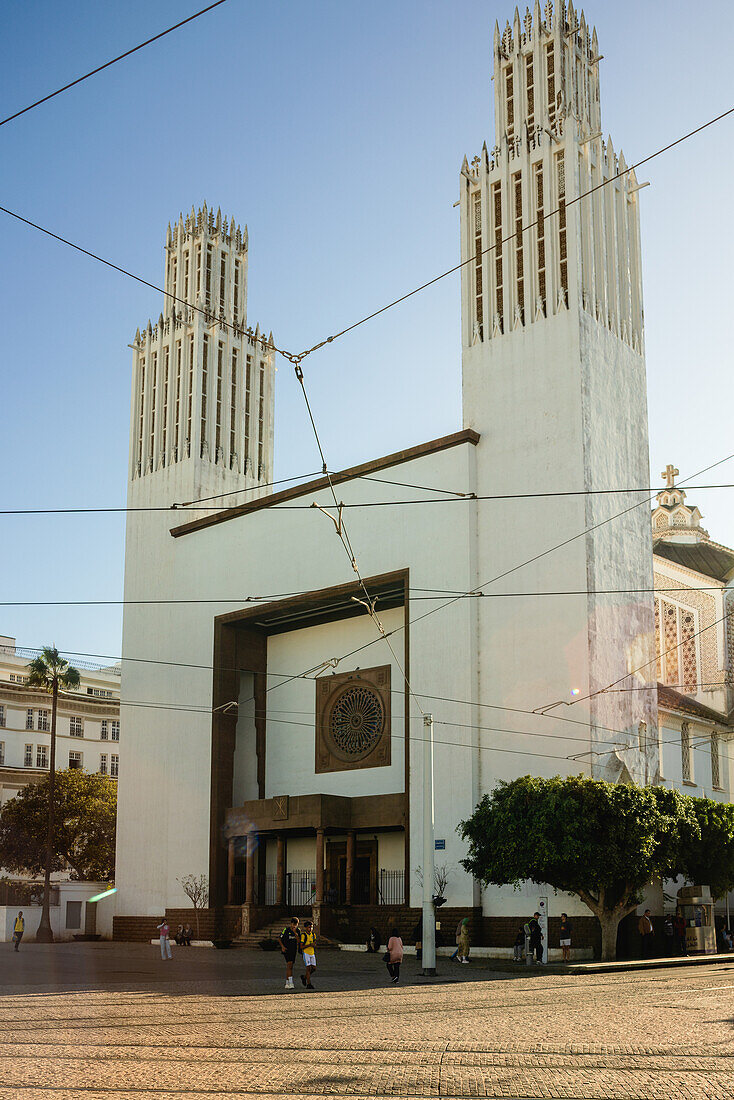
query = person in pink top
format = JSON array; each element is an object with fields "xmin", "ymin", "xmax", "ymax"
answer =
[
  {"xmin": 386, "ymin": 927, "xmax": 403, "ymax": 984},
  {"xmin": 156, "ymin": 918, "xmax": 172, "ymax": 960}
]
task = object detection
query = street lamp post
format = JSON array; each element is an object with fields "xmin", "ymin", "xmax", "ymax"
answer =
[{"xmin": 421, "ymin": 713, "xmax": 436, "ymax": 976}]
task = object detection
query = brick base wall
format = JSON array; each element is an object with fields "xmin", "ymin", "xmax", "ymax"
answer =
[
  {"xmin": 481, "ymin": 915, "xmax": 601, "ymax": 957},
  {"xmin": 113, "ymin": 907, "xmax": 241, "ymax": 942}
]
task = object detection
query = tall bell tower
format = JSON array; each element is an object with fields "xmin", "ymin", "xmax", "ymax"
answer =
[{"xmin": 461, "ymin": 1, "xmax": 657, "ymax": 784}]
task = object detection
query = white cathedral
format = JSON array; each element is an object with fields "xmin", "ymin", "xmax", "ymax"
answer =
[{"xmin": 115, "ymin": 1, "xmax": 733, "ymax": 950}]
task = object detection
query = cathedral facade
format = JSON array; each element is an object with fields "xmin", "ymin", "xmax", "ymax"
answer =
[{"xmin": 114, "ymin": 2, "xmax": 732, "ymax": 948}]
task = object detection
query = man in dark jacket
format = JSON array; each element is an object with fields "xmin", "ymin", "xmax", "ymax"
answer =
[{"xmin": 527, "ymin": 912, "xmax": 544, "ymax": 964}]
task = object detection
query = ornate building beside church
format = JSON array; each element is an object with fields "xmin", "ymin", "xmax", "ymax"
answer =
[{"xmin": 113, "ymin": 3, "xmax": 731, "ymax": 950}]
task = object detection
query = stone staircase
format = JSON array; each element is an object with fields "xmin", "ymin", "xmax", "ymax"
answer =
[{"xmin": 234, "ymin": 919, "xmax": 340, "ymax": 950}]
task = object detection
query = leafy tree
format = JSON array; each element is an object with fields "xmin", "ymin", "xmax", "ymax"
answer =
[
  {"xmin": 178, "ymin": 874, "xmax": 208, "ymax": 939},
  {"xmin": 25, "ymin": 647, "xmax": 81, "ymax": 941},
  {"xmin": 460, "ymin": 775, "xmax": 698, "ymax": 960},
  {"xmin": 0, "ymin": 769, "xmax": 116, "ymax": 882},
  {"xmin": 678, "ymin": 796, "xmax": 734, "ymax": 900}
]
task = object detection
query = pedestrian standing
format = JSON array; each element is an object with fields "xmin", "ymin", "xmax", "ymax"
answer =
[
  {"xmin": 279, "ymin": 917, "xmax": 300, "ymax": 990},
  {"xmin": 559, "ymin": 913, "xmax": 572, "ymax": 964},
  {"xmin": 366, "ymin": 926, "xmax": 381, "ymax": 953},
  {"xmin": 638, "ymin": 909, "xmax": 654, "ymax": 959},
  {"xmin": 12, "ymin": 911, "xmax": 24, "ymax": 952},
  {"xmin": 299, "ymin": 919, "xmax": 316, "ymax": 990},
  {"xmin": 385, "ymin": 927, "xmax": 404, "ymax": 984},
  {"xmin": 450, "ymin": 917, "xmax": 463, "ymax": 960},
  {"xmin": 663, "ymin": 915, "xmax": 676, "ymax": 957},
  {"xmin": 673, "ymin": 913, "xmax": 688, "ymax": 956},
  {"xmin": 528, "ymin": 912, "xmax": 544, "ymax": 964},
  {"xmin": 456, "ymin": 917, "xmax": 470, "ymax": 963},
  {"xmin": 157, "ymin": 918, "xmax": 172, "ymax": 960},
  {"xmin": 513, "ymin": 926, "xmax": 525, "ymax": 962}
]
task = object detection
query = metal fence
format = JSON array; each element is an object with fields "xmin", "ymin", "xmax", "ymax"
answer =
[
  {"xmin": 378, "ymin": 870, "xmax": 405, "ymax": 906},
  {"xmin": 287, "ymin": 869, "xmax": 316, "ymax": 908}
]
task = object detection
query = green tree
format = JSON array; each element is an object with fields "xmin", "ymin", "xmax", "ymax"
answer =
[
  {"xmin": 678, "ymin": 796, "xmax": 734, "ymax": 901},
  {"xmin": 460, "ymin": 775, "xmax": 698, "ymax": 960},
  {"xmin": 22, "ymin": 648, "xmax": 81, "ymax": 943},
  {"xmin": 0, "ymin": 769, "xmax": 116, "ymax": 882}
]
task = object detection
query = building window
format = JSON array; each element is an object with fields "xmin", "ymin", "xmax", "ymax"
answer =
[
  {"xmin": 473, "ymin": 192, "xmax": 483, "ymax": 340},
  {"xmin": 546, "ymin": 43, "xmax": 556, "ymax": 126},
  {"xmin": 244, "ymin": 353, "xmax": 252, "ymax": 460},
  {"xmin": 513, "ymin": 172, "xmax": 524, "ymax": 324},
  {"xmin": 0, "ymin": 706, "xmax": 4, "ymax": 727},
  {"xmin": 161, "ymin": 346, "xmax": 169, "ymax": 461},
  {"xmin": 69, "ymin": 751, "xmax": 83, "ymax": 770},
  {"xmin": 258, "ymin": 361, "xmax": 265, "ymax": 474},
  {"xmin": 201, "ymin": 335, "xmax": 209, "ymax": 451},
  {"xmin": 215, "ymin": 342, "xmax": 224, "ymax": 456},
  {"xmin": 149, "ymin": 351, "xmax": 157, "ymax": 464},
  {"xmin": 110, "ymin": 754, "xmax": 119, "ymax": 778},
  {"xmin": 101, "ymin": 720, "xmax": 108, "ymax": 740},
  {"xmin": 219, "ymin": 255, "xmax": 226, "ymax": 310},
  {"xmin": 681, "ymin": 721, "xmax": 692, "ymax": 783},
  {"xmin": 169, "ymin": 256, "xmax": 177, "ymax": 302},
  {"xmin": 26, "ymin": 709, "xmax": 34, "ymax": 730},
  {"xmin": 65, "ymin": 900, "xmax": 82, "ymax": 929},
  {"xmin": 138, "ymin": 357, "xmax": 146, "ymax": 472},
  {"xmin": 36, "ymin": 745, "xmax": 48, "ymax": 769},
  {"xmin": 505, "ymin": 64, "xmax": 514, "ymax": 139},
  {"xmin": 525, "ymin": 54, "xmax": 534, "ymax": 125},
  {"xmin": 556, "ymin": 151, "xmax": 567, "ymax": 302},
  {"xmin": 99, "ymin": 753, "xmax": 108, "ymax": 775},
  {"xmin": 492, "ymin": 181, "xmax": 503, "ymax": 332},
  {"xmin": 24, "ymin": 744, "xmax": 33, "ymax": 767},
  {"xmin": 662, "ymin": 601, "xmax": 679, "ymax": 685},
  {"xmin": 230, "ymin": 349, "xmax": 238, "ymax": 461},
  {"xmin": 196, "ymin": 244, "xmax": 201, "ymax": 296},
  {"xmin": 681, "ymin": 611, "xmax": 698, "ymax": 692},
  {"xmin": 233, "ymin": 261, "xmax": 240, "ymax": 322},
  {"xmin": 69, "ymin": 716, "xmax": 83, "ymax": 738},
  {"xmin": 0, "ymin": 741, "xmax": 4, "ymax": 765},
  {"xmin": 87, "ymin": 687, "xmax": 112, "ymax": 698},
  {"xmin": 184, "ymin": 252, "xmax": 190, "ymax": 302},
  {"xmin": 174, "ymin": 340, "xmax": 182, "ymax": 458},
  {"xmin": 111, "ymin": 720, "xmax": 120, "ymax": 742},
  {"xmin": 205, "ymin": 246, "xmax": 213, "ymax": 308},
  {"xmin": 711, "ymin": 732, "xmax": 721, "ymax": 788},
  {"xmin": 535, "ymin": 162, "xmax": 546, "ymax": 314},
  {"xmin": 37, "ymin": 709, "xmax": 49, "ymax": 731},
  {"xmin": 187, "ymin": 333, "xmax": 194, "ymax": 445}
]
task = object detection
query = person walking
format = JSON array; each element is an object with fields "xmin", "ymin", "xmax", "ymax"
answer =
[
  {"xmin": 279, "ymin": 917, "xmax": 300, "ymax": 990},
  {"xmin": 12, "ymin": 911, "xmax": 24, "ymax": 952},
  {"xmin": 456, "ymin": 917, "xmax": 470, "ymax": 963},
  {"xmin": 527, "ymin": 913, "xmax": 544, "ymax": 964},
  {"xmin": 559, "ymin": 913, "xmax": 572, "ymax": 963},
  {"xmin": 638, "ymin": 909, "xmax": 654, "ymax": 959},
  {"xmin": 157, "ymin": 918, "xmax": 172, "ymax": 960},
  {"xmin": 513, "ymin": 926, "xmax": 525, "ymax": 962},
  {"xmin": 299, "ymin": 919, "xmax": 316, "ymax": 990},
  {"xmin": 385, "ymin": 927, "xmax": 404, "ymax": 984}
]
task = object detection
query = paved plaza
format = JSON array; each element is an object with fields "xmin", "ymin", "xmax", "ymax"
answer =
[{"xmin": 1, "ymin": 943, "xmax": 733, "ymax": 1098}]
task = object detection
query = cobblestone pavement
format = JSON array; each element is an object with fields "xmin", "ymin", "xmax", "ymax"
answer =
[{"xmin": 1, "ymin": 943, "xmax": 733, "ymax": 1098}]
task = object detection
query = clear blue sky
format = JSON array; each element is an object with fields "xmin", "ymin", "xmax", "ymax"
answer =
[{"xmin": 1, "ymin": 0, "xmax": 732, "ymax": 659}]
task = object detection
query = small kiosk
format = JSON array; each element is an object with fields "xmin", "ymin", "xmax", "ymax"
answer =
[{"xmin": 677, "ymin": 885, "xmax": 716, "ymax": 955}]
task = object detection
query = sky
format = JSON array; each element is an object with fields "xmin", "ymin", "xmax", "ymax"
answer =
[{"xmin": 0, "ymin": 0, "xmax": 732, "ymax": 661}]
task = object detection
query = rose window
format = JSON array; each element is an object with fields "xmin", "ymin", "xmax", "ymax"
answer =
[{"xmin": 328, "ymin": 685, "xmax": 384, "ymax": 760}]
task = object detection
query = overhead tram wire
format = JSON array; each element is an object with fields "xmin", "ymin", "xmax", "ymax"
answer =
[
  {"xmin": 1, "ymin": 584, "xmax": 728, "ymax": 606},
  {"xmin": 0, "ymin": 1, "xmax": 230, "ymax": 129},
  {"xmin": 3, "ymin": 104, "xmax": 734, "ymax": 381},
  {"xmin": 2, "ymin": 481, "xmax": 733, "ymax": 516}
]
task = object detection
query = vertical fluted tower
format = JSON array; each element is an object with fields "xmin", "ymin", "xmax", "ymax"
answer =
[
  {"xmin": 128, "ymin": 203, "xmax": 275, "ymax": 497},
  {"xmin": 461, "ymin": 2, "xmax": 657, "ymax": 787}
]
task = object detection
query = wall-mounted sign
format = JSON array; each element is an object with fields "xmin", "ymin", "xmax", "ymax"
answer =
[{"xmin": 435, "ymin": 839, "xmax": 446, "ymax": 850}]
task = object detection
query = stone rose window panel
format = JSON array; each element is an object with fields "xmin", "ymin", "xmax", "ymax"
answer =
[{"xmin": 315, "ymin": 666, "xmax": 391, "ymax": 774}]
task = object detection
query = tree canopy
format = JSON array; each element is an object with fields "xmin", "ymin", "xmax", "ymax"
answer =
[
  {"xmin": 677, "ymin": 795, "xmax": 734, "ymax": 901},
  {"xmin": 26, "ymin": 647, "xmax": 81, "ymax": 695},
  {"xmin": 0, "ymin": 769, "xmax": 116, "ymax": 881},
  {"xmin": 460, "ymin": 774, "xmax": 701, "ymax": 959}
]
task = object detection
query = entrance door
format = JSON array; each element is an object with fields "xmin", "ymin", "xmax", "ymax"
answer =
[{"xmin": 354, "ymin": 856, "xmax": 371, "ymax": 905}]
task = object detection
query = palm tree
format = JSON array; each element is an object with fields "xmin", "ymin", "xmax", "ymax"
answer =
[{"xmin": 26, "ymin": 647, "xmax": 80, "ymax": 943}]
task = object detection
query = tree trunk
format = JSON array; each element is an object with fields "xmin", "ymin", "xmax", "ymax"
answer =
[
  {"xmin": 195, "ymin": 906, "xmax": 200, "ymax": 939},
  {"xmin": 36, "ymin": 679, "xmax": 58, "ymax": 943},
  {"xmin": 598, "ymin": 910, "xmax": 622, "ymax": 961}
]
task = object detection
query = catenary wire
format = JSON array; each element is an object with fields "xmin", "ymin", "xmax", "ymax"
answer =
[
  {"xmin": 0, "ymin": 585, "xmax": 728, "ymax": 606},
  {"xmin": 3, "ymin": 105, "xmax": 734, "ymax": 371},
  {"xmin": 290, "ymin": 104, "xmax": 734, "ymax": 363},
  {"xmin": 2, "ymin": 482, "xmax": 733, "ymax": 516}
]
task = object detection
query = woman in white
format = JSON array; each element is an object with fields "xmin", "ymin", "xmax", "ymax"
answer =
[{"xmin": 157, "ymin": 917, "xmax": 172, "ymax": 960}]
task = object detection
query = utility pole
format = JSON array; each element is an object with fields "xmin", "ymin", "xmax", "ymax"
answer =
[{"xmin": 421, "ymin": 712, "xmax": 436, "ymax": 976}]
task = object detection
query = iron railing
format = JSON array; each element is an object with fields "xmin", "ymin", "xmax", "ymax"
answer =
[{"xmin": 378, "ymin": 870, "xmax": 405, "ymax": 906}]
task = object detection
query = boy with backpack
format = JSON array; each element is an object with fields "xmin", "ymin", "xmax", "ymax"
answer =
[{"xmin": 299, "ymin": 919, "xmax": 316, "ymax": 990}]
